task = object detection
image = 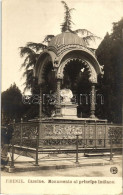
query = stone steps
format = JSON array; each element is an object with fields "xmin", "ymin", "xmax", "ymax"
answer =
[{"xmin": 84, "ymin": 152, "xmax": 114, "ymax": 157}]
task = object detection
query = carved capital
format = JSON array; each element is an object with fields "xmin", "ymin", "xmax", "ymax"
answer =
[{"xmin": 54, "ymin": 57, "xmax": 59, "ymax": 68}]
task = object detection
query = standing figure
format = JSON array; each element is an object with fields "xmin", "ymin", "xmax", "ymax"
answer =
[{"xmin": 1, "ymin": 122, "xmax": 13, "ymax": 168}]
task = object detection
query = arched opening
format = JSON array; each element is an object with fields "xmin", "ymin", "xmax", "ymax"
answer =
[
  {"xmin": 42, "ymin": 61, "xmax": 56, "ymax": 93},
  {"xmin": 40, "ymin": 60, "xmax": 57, "ymax": 117},
  {"xmin": 36, "ymin": 50, "xmax": 101, "ymax": 119},
  {"xmin": 61, "ymin": 59, "xmax": 91, "ymax": 118}
]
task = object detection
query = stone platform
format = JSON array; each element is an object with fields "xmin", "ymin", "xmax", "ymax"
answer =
[
  {"xmin": 13, "ymin": 118, "xmax": 122, "ymax": 149},
  {"xmin": 60, "ymin": 103, "xmax": 77, "ymax": 118},
  {"xmin": 50, "ymin": 116, "xmax": 107, "ymax": 122},
  {"xmin": 38, "ymin": 117, "xmax": 109, "ymax": 147}
]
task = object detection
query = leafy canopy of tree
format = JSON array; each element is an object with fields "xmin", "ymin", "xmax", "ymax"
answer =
[
  {"xmin": 61, "ymin": 1, "xmax": 75, "ymax": 32},
  {"xmin": 1, "ymin": 83, "xmax": 26, "ymax": 123},
  {"xmin": 1, "ymin": 83, "xmax": 39, "ymax": 123},
  {"xmin": 96, "ymin": 18, "xmax": 123, "ymax": 123}
]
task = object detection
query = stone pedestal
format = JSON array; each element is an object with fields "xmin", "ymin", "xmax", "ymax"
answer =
[{"xmin": 61, "ymin": 104, "xmax": 77, "ymax": 118}]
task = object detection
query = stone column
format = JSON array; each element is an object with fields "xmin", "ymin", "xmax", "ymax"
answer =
[
  {"xmin": 38, "ymin": 84, "xmax": 43, "ymax": 144},
  {"xmin": 55, "ymin": 79, "xmax": 61, "ymax": 116},
  {"xmin": 90, "ymin": 84, "xmax": 96, "ymax": 118},
  {"xmin": 39, "ymin": 85, "xmax": 43, "ymax": 121}
]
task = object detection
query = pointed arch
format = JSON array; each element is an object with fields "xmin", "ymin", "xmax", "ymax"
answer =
[
  {"xmin": 34, "ymin": 51, "xmax": 54, "ymax": 84},
  {"xmin": 56, "ymin": 50, "xmax": 99, "ymax": 83}
]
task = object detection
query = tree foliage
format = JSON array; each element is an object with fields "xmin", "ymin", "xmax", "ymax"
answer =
[
  {"xmin": 96, "ymin": 18, "xmax": 123, "ymax": 123},
  {"xmin": 61, "ymin": 1, "xmax": 100, "ymax": 45},
  {"xmin": 1, "ymin": 84, "xmax": 25, "ymax": 123},
  {"xmin": 61, "ymin": 1, "xmax": 75, "ymax": 32}
]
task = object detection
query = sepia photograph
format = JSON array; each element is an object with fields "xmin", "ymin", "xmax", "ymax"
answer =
[{"xmin": 1, "ymin": 0, "xmax": 123, "ymax": 194}]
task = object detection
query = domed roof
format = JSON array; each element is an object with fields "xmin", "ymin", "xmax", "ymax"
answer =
[{"xmin": 48, "ymin": 31, "xmax": 86, "ymax": 48}]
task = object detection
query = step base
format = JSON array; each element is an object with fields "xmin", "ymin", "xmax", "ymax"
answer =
[{"xmin": 84, "ymin": 152, "xmax": 114, "ymax": 157}]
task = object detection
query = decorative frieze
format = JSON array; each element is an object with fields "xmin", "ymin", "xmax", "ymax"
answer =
[
  {"xmin": 42, "ymin": 123, "xmax": 84, "ymax": 139},
  {"xmin": 13, "ymin": 121, "xmax": 122, "ymax": 148}
]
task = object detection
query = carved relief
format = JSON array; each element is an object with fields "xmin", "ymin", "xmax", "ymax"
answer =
[
  {"xmin": 97, "ymin": 126, "xmax": 105, "ymax": 138},
  {"xmin": 14, "ymin": 122, "xmax": 122, "ymax": 147},
  {"xmin": 85, "ymin": 126, "xmax": 95, "ymax": 139},
  {"xmin": 54, "ymin": 57, "xmax": 59, "ymax": 67},
  {"xmin": 48, "ymin": 44, "xmax": 96, "ymax": 58},
  {"xmin": 57, "ymin": 58, "xmax": 92, "ymax": 79},
  {"xmin": 42, "ymin": 123, "xmax": 83, "ymax": 139},
  {"xmin": 89, "ymin": 65, "xmax": 97, "ymax": 83}
]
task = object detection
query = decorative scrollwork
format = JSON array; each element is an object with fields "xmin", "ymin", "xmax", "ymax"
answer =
[
  {"xmin": 85, "ymin": 126, "xmax": 95, "ymax": 139},
  {"xmin": 88, "ymin": 139, "xmax": 94, "ymax": 145},
  {"xmin": 43, "ymin": 124, "xmax": 83, "ymax": 138},
  {"xmin": 98, "ymin": 139, "xmax": 102, "ymax": 145},
  {"xmin": 108, "ymin": 127, "xmax": 122, "ymax": 144},
  {"xmin": 108, "ymin": 127, "xmax": 122, "ymax": 145},
  {"xmin": 13, "ymin": 122, "xmax": 38, "ymax": 146},
  {"xmin": 42, "ymin": 139, "xmax": 83, "ymax": 146},
  {"xmin": 13, "ymin": 122, "xmax": 122, "ymax": 148},
  {"xmin": 97, "ymin": 126, "xmax": 105, "ymax": 139}
]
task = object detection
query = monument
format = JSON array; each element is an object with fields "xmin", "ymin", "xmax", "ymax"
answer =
[
  {"xmin": 12, "ymin": 31, "xmax": 122, "ymax": 150},
  {"xmin": 32, "ymin": 30, "xmax": 110, "ymax": 147},
  {"xmin": 34, "ymin": 30, "xmax": 103, "ymax": 120}
]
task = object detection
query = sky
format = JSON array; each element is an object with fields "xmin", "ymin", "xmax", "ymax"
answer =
[{"xmin": 2, "ymin": 0, "xmax": 123, "ymax": 94}]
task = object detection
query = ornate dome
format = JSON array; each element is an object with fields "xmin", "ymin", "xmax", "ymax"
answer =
[{"xmin": 48, "ymin": 31, "xmax": 86, "ymax": 49}]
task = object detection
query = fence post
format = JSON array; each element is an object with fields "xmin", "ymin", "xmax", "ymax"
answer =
[
  {"xmin": 34, "ymin": 127, "xmax": 39, "ymax": 166},
  {"xmin": 8, "ymin": 131, "xmax": 15, "ymax": 173},
  {"xmin": 84, "ymin": 139, "xmax": 87, "ymax": 156},
  {"xmin": 104, "ymin": 121, "xmax": 107, "ymax": 148},
  {"xmin": 20, "ymin": 118, "xmax": 23, "ymax": 145},
  {"xmin": 76, "ymin": 135, "xmax": 79, "ymax": 164},
  {"xmin": 83, "ymin": 121, "xmax": 86, "ymax": 156},
  {"xmin": 95, "ymin": 120, "xmax": 97, "ymax": 148},
  {"xmin": 110, "ymin": 136, "xmax": 113, "ymax": 161}
]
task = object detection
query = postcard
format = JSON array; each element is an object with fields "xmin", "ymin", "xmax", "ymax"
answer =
[{"xmin": 1, "ymin": 0, "xmax": 123, "ymax": 194}]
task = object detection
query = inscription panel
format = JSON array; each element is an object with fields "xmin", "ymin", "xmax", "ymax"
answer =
[{"xmin": 42, "ymin": 124, "xmax": 84, "ymax": 139}]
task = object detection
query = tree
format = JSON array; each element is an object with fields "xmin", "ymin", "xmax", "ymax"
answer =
[
  {"xmin": 1, "ymin": 83, "xmax": 26, "ymax": 123},
  {"xmin": 20, "ymin": 43, "xmax": 46, "ymax": 92},
  {"xmin": 61, "ymin": 1, "xmax": 100, "ymax": 45},
  {"xmin": 61, "ymin": 1, "xmax": 75, "ymax": 32},
  {"xmin": 96, "ymin": 18, "xmax": 123, "ymax": 123}
]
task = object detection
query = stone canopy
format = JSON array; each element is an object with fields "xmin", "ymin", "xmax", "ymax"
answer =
[
  {"xmin": 34, "ymin": 31, "xmax": 104, "ymax": 118},
  {"xmin": 34, "ymin": 31, "xmax": 103, "ymax": 85}
]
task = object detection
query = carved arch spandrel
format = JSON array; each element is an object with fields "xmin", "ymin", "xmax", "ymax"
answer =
[
  {"xmin": 57, "ymin": 58, "xmax": 97, "ymax": 83},
  {"xmin": 56, "ymin": 49, "xmax": 102, "ymax": 75}
]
